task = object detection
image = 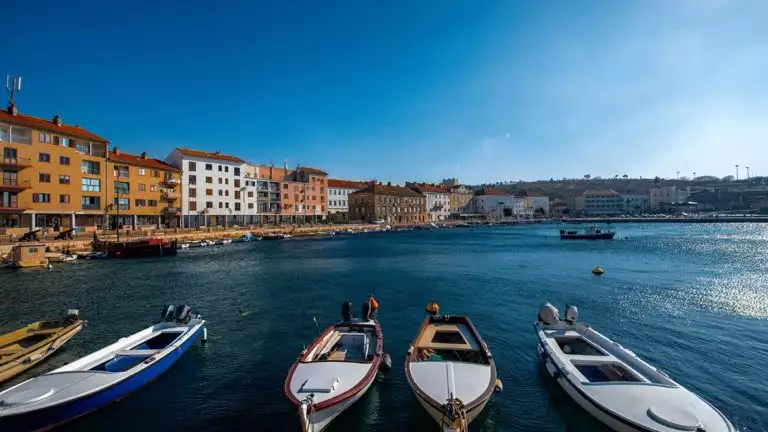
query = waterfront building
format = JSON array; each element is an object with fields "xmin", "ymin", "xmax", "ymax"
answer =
[
  {"xmin": 349, "ymin": 182, "xmax": 427, "ymax": 223},
  {"xmin": 278, "ymin": 166, "xmax": 328, "ymax": 223},
  {"xmin": 471, "ymin": 188, "xmax": 525, "ymax": 219},
  {"xmin": 441, "ymin": 178, "xmax": 460, "ymax": 186},
  {"xmin": 0, "ymin": 103, "xmax": 109, "ymax": 235},
  {"xmin": 621, "ymin": 193, "xmax": 649, "ymax": 213},
  {"xmin": 569, "ymin": 190, "xmax": 624, "ymax": 215},
  {"xmin": 328, "ymin": 179, "xmax": 369, "ymax": 222},
  {"xmin": 165, "ymin": 148, "xmax": 247, "ymax": 228},
  {"xmin": 406, "ymin": 183, "xmax": 450, "ymax": 221},
  {"xmin": 106, "ymin": 148, "xmax": 182, "ymax": 229},
  {"xmin": 448, "ymin": 185, "xmax": 472, "ymax": 216},
  {"xmin": 649, "ymin": 185, "xmax": 690, "ymax": 210},
  {"xmin": 524, "ymin": 196, "xmax": 551, "ymax": 216},
  {"xmin": 245, "ymin": 164, "xmax": 285, "ymax": 224}
]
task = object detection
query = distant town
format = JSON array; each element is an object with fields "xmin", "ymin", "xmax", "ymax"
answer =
[{"xmin": 1, "ymin": 98, "xmax": 766, "ymax": 236}]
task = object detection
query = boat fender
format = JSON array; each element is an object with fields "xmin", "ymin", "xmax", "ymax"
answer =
[
  {"xmin": 425, "ymin": 301, "xmax": 440, "ymax": 315},
  {"xmin": 379, "ymin": 353, "xmax": 392, "ymax": 371},
  {"xmin": 407, "ymin": 345, "xmax": 413, "ymax": 355},
  {"xmin": 494, "ymin": 379, "xmax": 503, "ymax": 393},
  {"xmin": 202, "ymin": 327, "xmax": 208, "ymax": 344},
  {"xmin": 24, "ymin": 354, "xmax": 44, "ymax": 364}
]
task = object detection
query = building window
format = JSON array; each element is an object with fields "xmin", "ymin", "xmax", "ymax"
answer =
[
  {"xmin": 138, "ymin": 168, "xmax": 146, "ymax": 176},
  {"xmin": 206, "ymin": 201, "xmax": 213, "ymax": 208},
  {"xmin": 189, "ymin": 188, "xmax": 197, "ymax": 198},
  {"xmin": 0, "ymin": 124, "xmax": 8, "ymax": 141},
  {"xmin": 138, "ymin": 183, "xmax": 146, "ymax": 191},
  {"xmin": 234, "ymin": 179, "xmax": 240, "ymax": 188},
  {"xmin": 39, "ymin": 152, "xmax": 51, "ymax": 163},
  {"xmin": 206, "ymin": 176, "xmax": 213, "ymax": 184},
  {"xmin": 58, "ymin": 175, "xmax": 70, "ymax": 185},
  {"xmin": 32, "ymin": 193, "xmax": 51, "ymax": 203},
  {"xmin": 189, "ymin": 175, "xmax": 197, "ymax": 183},
  {"xmin": 59, "ymin": 156, "xmax": 70, "ymax": 165},
  {"xmin": 59, "ymin": 194, "xmax": 70, "ymax": 204},
  {"xmin": 283, "ymin": 184, "xmax": 288, "ymax": 190},
  {"xmin": 150, "ymin": 185, "xmax": 157, "ymax": 192},
  {"xmin": 234, "ymin": 167, "xmax": 240, "ymax": 176},
  {"xmin": 151, "ymin": 170, "xmax": 159, "ymax": 178},
  {"xmin": 39, "ymin": 173, "xmax": 51, "ymax": 183},
  {"xmin": 114, "ymin": 181, "xmax": 130, "ymax": 195},
  {"xmin": 39, "ymin": 132, "xmax": 51, "ymax": 143},
  {"xmin": 218, "ymin": 202, "xmax": 223, "ymax": 208},
  {"xmin": 114, "ymin": 197, "xmax": 130, "ymax": 210},
  {"xmin": 82, "ymin": 196, "xmax": 101, "ymax": 210},
  {"xmin": 75, "ymin": 142, "xmax": 90, "ymax": 155},
  {"xmin": 225, "ymin": 190, "xmax": 229, "ymax": 197},
  {"xmin": 218, "ymin": 190, "xmax": 223, "ymax": 196},
  {"xmin": 188, "ymin": 161, "xmax": 197, "ymax": 171},
  {"xmin": 10, "ymin": 126, "xmax": 31, "ymax": 144},
  {"xmin": 81, "ymin": 161, "xmax": 100, "ymax": 175},
  {"xmin": 248, "ymin": 203, "xmax": 254, "ymax": 209},
  {"xmin": 247, "ymin": 191, "xmax": 253, "ymax": 198},
  {"xmin": 235, "ymin": 203, "xmax": 241, "ymax": 211},
  {"xmin": 82, "ymin": 178, "xmax": 101, "ymax": 192},
  {"xmin": 225, "ymin": 178, "xmax": 229, "ymax": 185},
  {"xmin": 135, "ymin": 199, "xmax": 147, "ymax": 207},
  {"xmin": 189, "ymin": 201, "xmax": 197, "ymax": 211},
  {"xmin": 114, "ymin": 165, "xmax": 130, "ymax": 178},
  {"xmin": 218, "ymin": 178, "xmax": 222, "ymax": 185},
  {"xmin": 234, "ymin": 191, "xmax": 241, "ymax": 199},
  {"xmin": 206, "ymin": 189, "xmax": 213, "ymax": 196},
  {"xmin": 206, "ymin": 164, "xmax": 213, "ymax": 171},
  {"xmin": 149, "ymin": 200, "xmax": 158, "ymax": 207}
]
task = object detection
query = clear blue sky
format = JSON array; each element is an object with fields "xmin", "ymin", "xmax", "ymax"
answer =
[{"xmin": 5, "ymin": 0, "xmax": 767, "ymax": 184}]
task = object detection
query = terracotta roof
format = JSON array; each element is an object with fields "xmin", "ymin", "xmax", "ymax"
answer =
[
  {"xmin": 0, "ymin": 109, "xmax": 108, "ymax": 143},
  {"xmin": 475, "ymin": 188, "xmax": 511, "ymax": 196},
  {"xmin": 328, "ymin": 179, "xmax": 369, "ymax": 189},
  {"xmin": 108, "ymin": 150, "xmax": 180, "ymax": 172},
  {"xmin": 583, "ymin": 189, "xmax": 620, "ymax": 196},
  {"xmin": 407, "ymin": 183, "xmax": 449, "ymax": 194},
  {"xmin": 352, "ymin": 184, "xmax": 424, "ymax": 197},
  {"xmin": 176, "ymin": 148, "xmax": 245, "ymax": 163},
  {"xmin": 297, "ymin": 166, "xmax": 328, "ymax": 176}
]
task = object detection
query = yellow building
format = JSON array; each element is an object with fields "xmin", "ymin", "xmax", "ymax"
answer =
[{"xmin": 0, "ymin": 104, "xmax": 109, "ymax": 235}]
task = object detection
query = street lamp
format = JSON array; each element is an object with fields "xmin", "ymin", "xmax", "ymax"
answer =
[
  {"xmin": 735, "ymin": 164, "xmax": 740, "ymax": 181},
  {"xmin": 746, "ymin": 166, "xmax": 750, "ymax": 180}
]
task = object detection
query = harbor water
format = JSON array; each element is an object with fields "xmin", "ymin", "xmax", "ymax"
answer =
[{"xmin": 1, "ymin": 224, "xmax": 767, "ymax": 431}]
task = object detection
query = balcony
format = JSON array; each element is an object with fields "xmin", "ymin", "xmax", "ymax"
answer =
[
  {"xmin": 162, "ymin": 177, "xmax": 181, "ymax": 186},
  {"xmin": 0, "ymin": 179, "xmax": 32, "ymax": 191},
  {"xmin": 0, "ymin": 204, "xmax": 26, "ymax": 213},
  {"xmin": 0, "ymin": 157, "xmax": 32, "ymax": 170},
  {"xmin": 164, "ymin": 207, "xmax": 181, "ymax": 214},
  {"xmin": 161, "ymin": 190, "xmax": 180, "ymax": 200}
]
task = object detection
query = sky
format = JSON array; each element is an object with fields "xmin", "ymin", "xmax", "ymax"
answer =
[{"xmin": 3, "ymin": 0, "xmax": 767, "ymax": 184}]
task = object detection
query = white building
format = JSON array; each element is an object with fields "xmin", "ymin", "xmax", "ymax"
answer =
[
  {"xmin": 472, "ymin": 189, "xmax": 525, "ymax": 219},
  {"xmin": 649, "ymin": 185, "xmax": 690, "ymax": 210},
  {"xmin": 328, "ymin": 179, "xmax": 368, "ymax": 222},
  {"xmin": 569, "ymin": 190, "xmax": 624, "ymax": 215},
  {"xmin": 407, "ymin": 183, "xmax": 451, "ymax": 221},
  {"xmin": 165, "ymin": 148, "xmax": 249, "ymax": 228},
  {"xmin": 621, "ymin": 193, "xmax": 649, "ymax": 213},
  {"xmin": 524, "ymin": 196, "xmax": 550, "ymax": 216}
]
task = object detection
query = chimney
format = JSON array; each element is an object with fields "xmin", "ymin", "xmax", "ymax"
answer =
[
  {"xmin": 214, "ymin": 150, "xmax": 221, "ymax": 155},
  {"xmin": 387, "ymin": 182, "xmax": 392, "ymax": 186},
  {"xmin": 112, "ymin": 147, "xmax": 119, "ymax": 155},
  {"xmin": 140, "ymin": 152, "xmax": 148, "ymax": 159},
  {"xmin": 7, "ymin": 101, "xmax": 17, "ymax": 116},
  {"xmin": 53, "ymin": 114, "xmax": 62, "ymax": 126}
]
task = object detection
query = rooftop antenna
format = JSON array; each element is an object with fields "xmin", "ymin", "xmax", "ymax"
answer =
[{"xmin": 5, "ymin": 75, "xmax": 22, "ymax": 111}]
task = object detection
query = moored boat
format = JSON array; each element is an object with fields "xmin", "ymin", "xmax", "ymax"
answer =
[
  {"xmin": 45, "ymin": 253, "xmax": 78, "ymax": 263},
  {"xmin": 1, "ymin": 243, "xmax": 48, "ymax": 268},
  {"xmin": 177, "ymin": 242, "xmax": 190, "ymax": 249},
  {"xmin": 187, "ymin": 240, "xmax": 207, "ymax": 248},
  {"xmin": 534, "ymin": 303, "xmax": 734, "ymax": 432},
  {"xmin": 560, "ymin": 225, "xmax": 615, "ymax": 240},
  {"xmin": 0, "ymin": 310, "xmax": 85, "ymax": 384},
  {"xmin": 75, "ymin": 251, "xmax": 107, "ymax": 260},
  {"xmin": 405, "ymin": 308, "xmax": 497, "ymax": 431},
  {"xmin": 92, "ymin": 237, "xmax": 177, "ymax": 258},
  {"xmin": 284, "ymin": 299, "xmax": 383, "ymax": 432},
  {"xmin": 212, "ymin": 238, "xmax": 232, "ymax": 245},
  {"xmin": 263, "ymin": 233, "xmax": 291, "ymax": 241},
  {"xmin": 0, "ymin": 305, "xmax": 206, "ymax": 432}
]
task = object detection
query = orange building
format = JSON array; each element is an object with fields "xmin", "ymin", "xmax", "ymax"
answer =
[
  {"xmin": 281, "ymin": 166, "xmax": 328, "ymax": 223},
  {"xmin": 0, "ymin": 103, "xmax": 109, "ymax": 235},
  {"xmin": 106, "ymin": 148, "xmax": 182, "ymax": 229}
]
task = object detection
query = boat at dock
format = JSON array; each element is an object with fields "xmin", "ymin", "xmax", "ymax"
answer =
[
  {"xmin": 263, "ymin": 233, "xmax": 292, "ymax": 240},
  {"xmin": 0, "ymin": 305, "xmax": 206, "ymax": 431},
  {"xmin": 560, "ymin": 225, "xmax": 615, "ymax": 240},
  {"xmin": 0, "ymin": 310, "xmax": 84, "ymax": 384},
  {"xmin": 405, "ymin": 308, "xmax": 497, "ymax": 431},
  {"xmin": 92, "ymin": 237, "xmax": 177, "ymax": 258},
  {"xmin": 534, "ymin": 303, "xmax": 734, "ymax": 432},
  {"xmin": 284, "ymin": 299, "xmax": 383, "ymax": 432},
  {"xmin": 212, "ymin": 238, "xmax": 233, "ymax": 246},
  {"xmin": 187, "ymin": 240, "xmax": 207, "ymax": 248},
  {"xmin": 1, "ymin": 243, "xmax": 49, "ymax": 268},
  {"xmin": 75, "ymin": 251, "xmax": 107, "ymax": 260},
  {"xmin": 45, "ymin": 253, "xmax": 77, "ymax": 263}
]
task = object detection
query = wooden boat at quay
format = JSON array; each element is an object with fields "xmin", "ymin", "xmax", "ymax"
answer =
[
  {"xmin": 0, "ymin": 310, "xmax": 84, "ymax": 384},
  {"xmin": 92, "ymin": 237, "xmax": 177, "ymax": 258},
  {"xmin": 560, "ymin": 225, "xmax": 615, "ymax": 240},
  {"xmin": 0, "ymin": 305, "xmax": 206, "ymax": 432},
  {"xmin": 534, "ymin": 303, "xmax": 734, "ymax": 432},
  {"xmin": 284, "ymin": 298, "xmax": 383, "ymax": 432},
  {"xmin": 405, "ymin": 304, "xmax": 498, "ymax": 432}
]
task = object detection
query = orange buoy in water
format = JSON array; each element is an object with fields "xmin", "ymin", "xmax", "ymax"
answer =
[
  {"xmin": 592, "ymin": 267, "xmax": 604, "ymax": 275},
  {"xmin": 425, "ymin": 301, "xmax": 440, "ymax": 315},
  {"xmin": 369, "ymin": 295, "xmax": 379, "ymax": 312}
]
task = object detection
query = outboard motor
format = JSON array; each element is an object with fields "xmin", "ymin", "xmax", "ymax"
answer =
[
  {"xmin": 175, "ymin": 305, "xmax": 193, "ymax": 323},
  {"xmin": 341, "ymin": 301, "xmax": 353, "ymax": 322},
  {"xmin": 564, "ymin": 304, "xmax": 578, "ymax": 323},
  {"xmin": 162, "ymin": 305, "xmax": 176, "ymax": 322},
  {"xmin": 537, "ymin": 303, "xmax": 559, "ymax": 325},
  {"xmin": 361, "ymin": 300, "xmax": 372, "ymax": 322}
]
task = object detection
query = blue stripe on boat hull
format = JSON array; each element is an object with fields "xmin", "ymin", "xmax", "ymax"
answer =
[{"xmin": 1, "ymin": 324, "xmax": 203, "ymax": 432}]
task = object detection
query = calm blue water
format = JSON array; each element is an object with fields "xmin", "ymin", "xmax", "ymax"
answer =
[{"xmin": 1, "ymin": 224, "xmax": 767, "ymax": 431}]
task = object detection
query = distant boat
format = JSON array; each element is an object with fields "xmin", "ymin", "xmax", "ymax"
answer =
[
  {"xmin": 212, "ymin": 238, "xmax": 232, "ymax": 246},
  {"xmin": 0, "ymin": 305, "xmax": 206, "ymax": 431},
  {"xmin": 0, "ymin": 310, "xmax": 84, "ymax": 384},
  {"xmin": 559, "ymin": 225, "xmax": 615, "ymax": 240},
  {"xmin": 534, "ymin": 303, "xmax": 734, "ymax": 432},
  {"xmin": 177, "ymin": 243, "xmax": 190, "ymax": 249},
  {"xmin": 263, "ymin": 233, "xmax": 291, "ymax": 241},
  {"xmin": 187, "ymin": 241, "xmax": 207, "ymax": 248},
  {"xmin": 76, "ymin": 251, "xmax": 107, "ymax": 260},
  {"xmin": 92, "ymin": 237, "xmax": 177, "ymax": 258}
]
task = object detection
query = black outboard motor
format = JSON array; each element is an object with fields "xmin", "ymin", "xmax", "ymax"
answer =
[
  {"xmin": 175, "ymin": 305, "xmax": 193, "ymax": 323},
  {"xmin": 341, "ymin": 301, "xmax": 353, "ymax": 322},
  {"xmin": 361, "ymin": 300, "xmax": 372, "ymax": 322},
  {"xmin": 162, "ymin": 305, "xmax": 176, "ymax": 322}
]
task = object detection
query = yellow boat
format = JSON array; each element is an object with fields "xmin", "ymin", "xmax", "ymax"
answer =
[{"xmin": 0, "ymin": 310, "xmax": 84, "ymax": 383}]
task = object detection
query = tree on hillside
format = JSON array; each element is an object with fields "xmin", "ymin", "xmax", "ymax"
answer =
[
  {"xmin": 653, "ymin": 176, "xmax": 661, "ymax": 187},
  {"xmin": 622, "ymin": 174, "xmax": 628, "ymax": 179},
  {"xmin": 584, "ymin": 174, "xmax": 591, "ymax": 181},
  {"xmin": 614, "ymin": 175, "xmax": 619, "ymax": 179}
]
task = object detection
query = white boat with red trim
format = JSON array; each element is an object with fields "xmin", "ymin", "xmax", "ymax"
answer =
[
  {"xmin": 405, "ymin": 310, "xmax": 497, "ymax": 432},
  {"xmin": 284, "ymin": 299, "xmax": 383, "ymax": 432},
  {"xmin": 534, "ymin": 303, "xmax": 734, "ymax": 432}
]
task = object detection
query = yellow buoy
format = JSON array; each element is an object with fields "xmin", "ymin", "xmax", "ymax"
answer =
[
  {"xmin": 592, "ymin": 267, "xmax": 604, "ymax": 275},
  {"xmin": 425, "ymin": 301, "xmax": 440, "ymax": 315}
]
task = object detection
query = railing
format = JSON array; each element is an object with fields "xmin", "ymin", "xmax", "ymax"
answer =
[
  {"xmin": 162, "ymin": 177, "xmax": 181, "ymax": 185},
  {"xmin": 164, "ymin": 207, "xmax": 181, "ymax": 213},
  {"xmin": 0, "ymin": 179, "xmax": 32, "ymax": 188},
  {"xmin": 82, "ymin": 204, "xmax": 101, "ymax": 210},
  {"xmin": 0, "ymin": 157, "xmax": 32, "ymax": 168},
  {"xmin": 161, "ymin": 190, "xmax": 180, "ymax": 200}
]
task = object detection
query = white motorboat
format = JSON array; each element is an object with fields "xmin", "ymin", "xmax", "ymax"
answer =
[
  {"xmin": 534, "ymin": 303, "xmax": 734, "ymax": 432},
  {"xmin": 405, "ymin": 311, "xmax": 497, "ymax": 431},
  {"xmin": 76, "ymin": 251, "xmax": 107, "ymax": 260},
  {"xmin": 187, "ymin": 240, "xmax": 207, "ymax": 248},
  {"xmin": 212, "ymin": 238, "xmax": 232, "ymax": 245},
  {"xmin": 0, "ymin": 305, "xmax": 206, "ymax": 431},
  {"xmin": 177, "ymin": 243, "xmax": 190, "ymax": 249},
  {"xmin": 284, "ymin": 300, "xmax": 383, "ymax": 432}
]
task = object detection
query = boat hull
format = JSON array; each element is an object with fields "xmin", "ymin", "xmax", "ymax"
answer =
[
  {"xmin": 412, "ymin": 388, "xmax": 490, "ymax": 431},
  {"xmin": 0, "ymin": 321, "xmax": 84, "ymax": 384},
  {"xmin": 560, "ymin": 232, "xmax": 615, "ymax": 240},
  {"xmin": 0, "ymin": 324, "xmax": 203, "ymax": 432},
  {"xmin": 299, "ymin": 377, "xmax": 375, "ymax": 432}
]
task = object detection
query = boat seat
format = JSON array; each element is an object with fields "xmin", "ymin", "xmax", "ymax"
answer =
[
  {"xmin": 566, "ymin": 354, "xmax": 618, "ymax": 364},
  {"xmin": 327, "ymin": 333, "xmax": 369, "ymax": 362},
  {"xmin": 115, "ymin": 349, "xmax": 160, "ymax": 357}
]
